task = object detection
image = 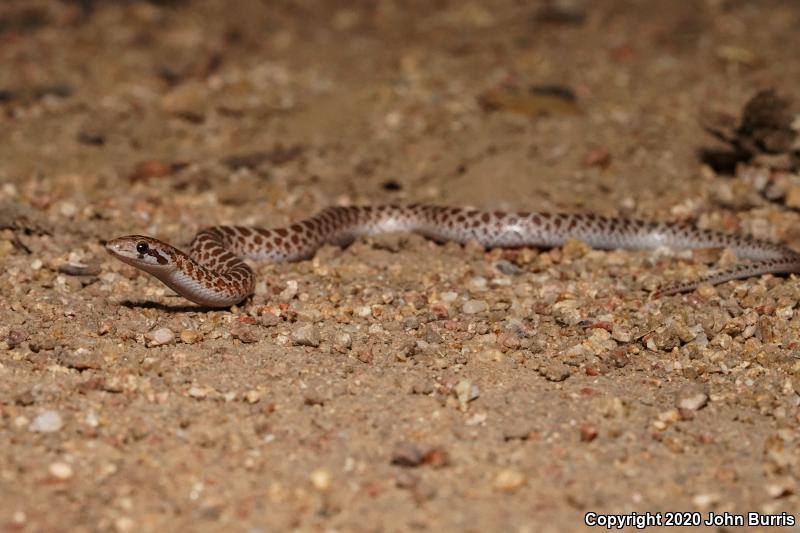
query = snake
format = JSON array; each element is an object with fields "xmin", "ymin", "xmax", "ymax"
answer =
[{"xmin": 104, "ymin": 204, "xmax": 800, "ymax": 308}]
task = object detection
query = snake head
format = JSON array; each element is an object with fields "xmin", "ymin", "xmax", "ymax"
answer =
[{"xmin": 105, "ymin": 235, "xmax": 176, "ymax": 274}]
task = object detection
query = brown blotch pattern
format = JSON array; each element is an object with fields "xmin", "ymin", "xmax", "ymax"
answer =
[{"xmin": 128, "ymin": 204, "xmax": 800, "ymax": 307}]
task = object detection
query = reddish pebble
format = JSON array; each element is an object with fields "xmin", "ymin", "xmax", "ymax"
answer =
[
  {"xmin": 422, "ymin": 447, "xmax": 449, "ymax": 468},
  {"xmin": 583, "ymin": 147, "xmax": 611, "ymax": 168},
  {"xmin": 609, "ymin": 44, "xmax": 636, "ymax": 63},
  {"xmin": 429, "ymin": 304, "xmax": 449, "ymax": 319},
  {"xmin": 580, "ymin": 424, "xmax": 598, "ymax": 442},
  {"xmin": 129, "ymin": 160, "xmax": 174, "ymax": 182}
]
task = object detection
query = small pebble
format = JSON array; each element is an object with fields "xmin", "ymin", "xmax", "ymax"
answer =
[
  {"xmin": 188, "ymin": 386, "xmax": 210, "ymax": 399},
  {"xmin": 440, "ymin": 291, "xmax": 458, "ymax": 303},
  {"xmin": 128, "ymin": 160, "xmax": 173, "ymax": 182},
  {"xmin": 765, "ymin": 481, "xmax": 794, "ymax": 499},
  {"xmin": 114, "ymin": 517, "xmax": 135, "ymax": 533},
  {"xmin": 493, "ymin": 469, "xmax": 526, "ymax": 492},
  {"xmin": 477, "ymin": 348, "xmax": 504, "ymax": 362},
  {"xmin": 60, "ymin": 348, "xmax": 103, "ymax": 371},
  {"xmin": 48, "ymin": 461, "xmax": 74, "ymax": 480},
  {"xmin": 462, "ymin": 299, "xmax": 488, "ymax": 314},
  {"xmin": 391, "ymin": 441, "xmax": 424, "ymax": 467},
  {"xmin": 244, "ymin": 390, "xmax": 262, "ymax": 404},
  {"xmin": 464, "ymin": 412, "xmax": 487, "ymax": 426},
  {"xmin": 161, "ymin": 80, "xmax": 208, "ymax": 116},
  {"xmin": 85, "ymin": 412, "xmax": 99, "ymax": 427},
  {"xmin": 295, "ymin": 306, "xmax": 322, "ymax": 322},
  {"xmin": 6, "ymin": 329, "xmax": 28, "ymax": 348},
  {"xmin": 355, "ymin": 305, "xmax": 372, "ymax": 318},
  {"xmin": 402, "ymin": 316, "xmax": 419, "ymax": 330},
  {"xmin": 279, "ymin": 280, "xmax": 298, "ymax": 300},
  {"xmin": 579, "ymin": 424, "xmax": 598, "ymax": 442},
  {"xmin": 146, "ymin": 327, "xmax": 175, "ymax": 347},
  {"xmin": 494, "ymin": 260, "xmax": 523, "ymax": 276},
  {"xmin": 541, "ymin": 362, "xmax": 571, "ymax": 382},
  {"xmin": 691, "ymin": 493, "xmax": 719, "ymax": 510},
  {"xmin": 292, "ymin": 324, "xmax": 321, "ymax": 347},
  {"xmin": 676, "ymin": 386, "xmax": 708, "ymax": 411},
  {"xmin": 59, "ymin": 202, "xmax": 78, "ymax": 217},
  {"xmin": 785, "ymin": 186, "xmax": 800, "ymax": 209},
  {"xmin": 259, "ymin": 312, "xmax": 280, "ymax": 327},
  {"xmin": 454, "ymin": 379, "xmax": 480, "ymax": 410},
  {"xmin": 424, "ymin": 326, "xmax": 444, "ymax": 344},
  {"xmin": 502, "ymin": 424, "xmax": 533, "ymax": 441},
  {"xmin": 611, "ymin": 325, "xmax": 633, "ymax": 343},
  {"xmin": 180, "ymin": 330, "xmax": 202, "ymax": 344},
  {"xmin": 230, "ymin": 323, "xmax": 259, "ymax": 343},
  {"xmin": 467, "ymin": 276, "xmax": 487, "ymax": 291},
  {"xmin": 422, "ymin": 448, "xmax": 449, "ymax": 468},
  {"xmin": 411, "ymin": 381, "xmax": 434, "ymax": 395},
  {"xmin": 309, "ymin": 468, "xmax": 331, "ymax": 490},
  {"xmin": 15, "ymin": 391, "xmax": 35, "ymax": 406},
  {"xmin": 29, "ymin": 410, "xmax": 63, "ymax": 433},
  {"xmin": 333, "ymin": 332, "xmax": 352, "ymax": 351}
]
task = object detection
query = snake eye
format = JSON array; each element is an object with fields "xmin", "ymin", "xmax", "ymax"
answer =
[{"xmin": 136, "ymin": 242, "xmax": 149, "ymax": 254}]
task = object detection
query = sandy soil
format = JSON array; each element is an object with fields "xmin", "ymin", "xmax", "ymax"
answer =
[{"xmin": 1, "ymin": 1, "xmax": 799, "ymax": 531}]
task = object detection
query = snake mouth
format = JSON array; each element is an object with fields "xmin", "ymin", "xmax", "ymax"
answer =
[{"xmin": 104, "ymin": 239, "xmax": 125, "ymax": 258}]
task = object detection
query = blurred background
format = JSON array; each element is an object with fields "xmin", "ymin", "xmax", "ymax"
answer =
[{"xmin": 2, "ymin": 0, "xmax": 798, "ymax": 223}]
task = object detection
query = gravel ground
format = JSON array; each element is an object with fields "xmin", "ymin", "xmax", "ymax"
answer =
[{"xmin": 1, "ymin": 1, "xmax": 799, "ymax": 531}]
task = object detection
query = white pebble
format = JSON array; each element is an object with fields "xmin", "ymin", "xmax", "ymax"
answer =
[
  {"xmin": 334, "ymin": 332, "xmax": 352, "ymax": 350},
  {"xmin": 59, "ymin": 202, "xmax": 78, "ymax": 217},
  {"xmin": 29, "ymin": 410, "xmax": 63, "ymax": 433},
  {"xmin": 310, "ymin": 468, "xmax": 331, "ymax": 490},
  {"xmin": 467, "ymin": 276, "xmax": 487, "ymax": 291},
  {"xmin": 440, "ymin": 291, "xmax": 459, "ymax": 303},
  {"xmin": 146, "ymin": 327, "xmax": 175, "ymax": 347},
  {"xmin": 85, "ymin": 411, "xmax": 99, "ymax": 427},
  {"xmin": 1, "ymin": 183, "xmax": 18, "ymax": 197},
  {"xmin": 692, "ymin": 493, "xmax": 719, "ymax": 509},
  {"xmin": 462, "ymin": 299, "xmax": 488, "ymax": 314},
  {"xmin": 188, "ymin": 386, "xmax": 209, "ymax": 399},
  {"xmin": 454, "ymin": 379, "xmax": 480, "ymax": 407},
  {"xmin": 678, "ymin": 392, "xmax": 708, "ymax": 411},
  {"xmin": 49, "ymin": 461, "xmax": 74, "ymax": 480},
  {"xmin": 279, "ymin": 280, "xmax": 298, "ymax": 300},
  {"xmin": 676, "ymin": 386, "xmax": 709, "ymax": 411}
]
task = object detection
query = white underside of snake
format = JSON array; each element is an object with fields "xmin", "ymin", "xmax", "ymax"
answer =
[{"xmin": 105, "ymin": 204, "xmax": 800, "ymax": 308}]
